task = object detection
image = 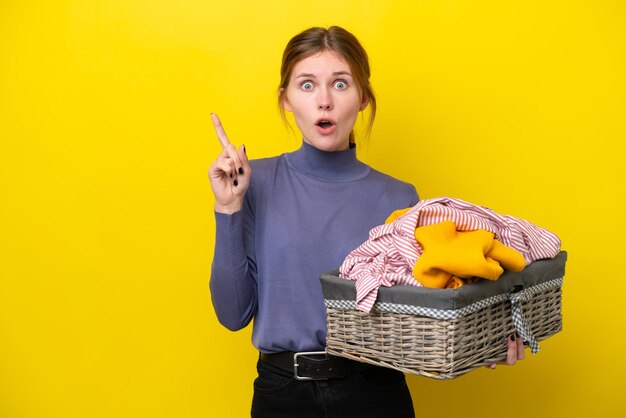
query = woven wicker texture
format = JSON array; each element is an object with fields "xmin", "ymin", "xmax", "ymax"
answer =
[{"xmin": 325, "ymin": 286, "xmax": 562, "ymax": 379}]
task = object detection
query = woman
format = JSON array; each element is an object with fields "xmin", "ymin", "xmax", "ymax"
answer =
[{"xmin": 208, "ymin": 26, "xmax": 522, "ymax": 418}]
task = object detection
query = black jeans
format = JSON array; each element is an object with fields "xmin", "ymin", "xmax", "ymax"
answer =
[{"xmin": 251, "ymin": 357, "xmax": 415, "ymax": 418}]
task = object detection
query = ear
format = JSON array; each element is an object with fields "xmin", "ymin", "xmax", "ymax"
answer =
[
  {"xmin": 359, "ymin": 95, "xmax": 370, "ymax": 111},
  {"xmin": 279, "ymin": 88, "xmax": 293, "ymax": 112}
]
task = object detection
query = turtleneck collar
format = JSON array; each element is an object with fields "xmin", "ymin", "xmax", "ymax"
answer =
[{"xmin": 284, "ymin": 141, "xmax": 370, "ymax": 182}]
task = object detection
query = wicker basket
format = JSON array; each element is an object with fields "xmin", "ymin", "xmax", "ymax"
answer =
[{"xmin": 321, "ymin": 251, "xmax": 566, "ymax": 380}]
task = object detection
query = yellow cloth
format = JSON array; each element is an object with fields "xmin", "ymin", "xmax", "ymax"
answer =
[
  {"xmin": 385, "ymin": 207, "xmax": 411, "ymax": 224},
  {"xmin": 444, "ymin": 276, "xmax": 480, "ymax": 289},
  {"xmin": 412, "ymin": 221, "xmax": 526, "ymax": 288}
]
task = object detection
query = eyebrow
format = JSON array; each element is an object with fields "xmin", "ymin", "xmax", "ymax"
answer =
[{"xmin": 295, "ymin": 71, "xmax": 353, "ymax": 79}]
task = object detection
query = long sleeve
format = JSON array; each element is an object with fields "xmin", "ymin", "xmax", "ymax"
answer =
[{"xmin": 209, "ymin": 196, "xmax": 258, "ymax": 331}]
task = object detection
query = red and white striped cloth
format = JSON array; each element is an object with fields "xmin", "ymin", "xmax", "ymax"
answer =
[{"xmin": 339, "ymin": 197, "xmax": 561, "ymax": 312}]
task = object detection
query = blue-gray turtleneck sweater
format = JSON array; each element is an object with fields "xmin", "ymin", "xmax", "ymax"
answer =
[{"xmin": 210, "ymin": 141, "xmax": 419, "ymax": 353}]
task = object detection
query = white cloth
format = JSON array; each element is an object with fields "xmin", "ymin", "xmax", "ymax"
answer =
[{"xmin": 339, "ymin": 197, "xmax": 561, "ymax": 312}]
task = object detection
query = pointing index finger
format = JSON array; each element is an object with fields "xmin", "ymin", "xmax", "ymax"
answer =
[{"xmin": 211, "ymin": 113, "xmax": 230, "ymax": 149}]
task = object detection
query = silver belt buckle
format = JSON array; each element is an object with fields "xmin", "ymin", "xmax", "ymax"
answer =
[{"xmin": 293, "ymin": 351, "xmax": 328, "ymax": 381}]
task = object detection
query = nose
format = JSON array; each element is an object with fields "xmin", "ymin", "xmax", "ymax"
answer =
[{"xmin": 317, "ymin": 88, "xmax": 333, "ymax": 110}]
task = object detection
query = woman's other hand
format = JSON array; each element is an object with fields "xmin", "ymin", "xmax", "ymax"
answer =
[
  {"xmin": 208, "ymin": 113, "xmax": 251, "ymax": 214},
  {"xmin": 487, "ymin": 334, "xmax": 525, "ymax": 369}
]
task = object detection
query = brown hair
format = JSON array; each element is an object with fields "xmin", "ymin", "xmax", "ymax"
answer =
[{"xmin": 278, "ymin": 26, "xmax": 377, "ymax": 144}]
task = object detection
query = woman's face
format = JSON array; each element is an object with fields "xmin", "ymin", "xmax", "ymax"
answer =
[{"xmin": 281, "ymin": 50, "xmax": 368, "ymax": 152}]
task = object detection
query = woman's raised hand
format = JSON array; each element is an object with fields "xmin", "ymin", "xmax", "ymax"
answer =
[{"xmin": 208, "ymin": 113, "xmax": 251, "ymax": 214}]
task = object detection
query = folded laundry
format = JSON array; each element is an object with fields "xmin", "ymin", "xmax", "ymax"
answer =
[{"xmin": 340, "ymin": 197, "xmax": 561, "ymax": 312}]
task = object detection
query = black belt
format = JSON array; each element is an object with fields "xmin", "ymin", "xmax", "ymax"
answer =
[{"xmin": 260, "ymin": 351, "xmax": 362, "ymax": 380}]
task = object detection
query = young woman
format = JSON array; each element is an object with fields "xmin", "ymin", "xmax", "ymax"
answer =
[{"xmin": 208, "ymin": 26, "xmax": 523, "ymax": 418}]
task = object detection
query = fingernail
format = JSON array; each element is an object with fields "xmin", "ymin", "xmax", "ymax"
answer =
[
  {"xmin": 515, "ymin": 332, "xmax": 520, "ymax": 339},
  {"xmin": 234, "ymin": 180, "xmax": 238, "ymax": 187},
  {"xmin": 510, "ymin": 335, "xmax": 516, "ymax": 342},
  {"xmin": 238, "ymin": 167, "xmax": 244, "ymax": 175},
  {"xmin": 243, "ymin": 144, "xmax": 246, "ymax": 154}
]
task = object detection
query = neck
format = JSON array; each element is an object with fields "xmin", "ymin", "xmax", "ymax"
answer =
[{"xmin": 284, "ymin": 141, "xmax": 369, "ymax": 182}]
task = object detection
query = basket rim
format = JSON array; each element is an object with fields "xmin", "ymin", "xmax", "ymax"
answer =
[
  {"xmin": 325, "ymin": 276, "xmax": 563, "ymax": 320},
  {"xmin": 321, "ymin": 251, "xmax": 567, "ymax": 311}
]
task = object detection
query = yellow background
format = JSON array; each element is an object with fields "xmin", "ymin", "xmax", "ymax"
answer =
[{"xmin": 1, "ymin": 1, "xmax": 625, "ymax": 417}]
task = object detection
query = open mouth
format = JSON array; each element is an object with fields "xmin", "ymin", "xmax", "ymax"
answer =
[
  {"xmin": 314, "ymin": 118, "xmax": 337, "ymax": 135},
  {"xmin": 316, "ymin": 120, "xmax": 335, "ymax": 128}
]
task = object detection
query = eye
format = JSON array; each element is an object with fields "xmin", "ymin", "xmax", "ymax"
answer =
[
  {"xmin": 334, "ymin": 80, "xmax": 348, "ymax": 90},
  {"xmin": 301, "ymin": 81, "xmax": 314, "ymax": 91}
]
